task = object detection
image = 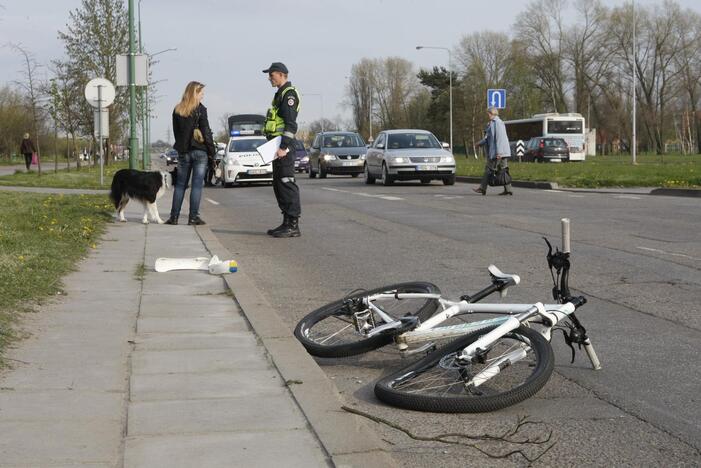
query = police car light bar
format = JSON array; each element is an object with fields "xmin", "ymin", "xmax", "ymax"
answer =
[{"xmin": 230, "ymin": 130, "xmax": 258, "ymax": 136}]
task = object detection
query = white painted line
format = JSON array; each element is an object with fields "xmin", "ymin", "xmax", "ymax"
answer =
[
  {"xmin": 637, "ymin": 246, "xmax": 700, "ymax": 261},
  {"xmin": 616, "ymin": 195, "xmax": 641, "ymax": 200},
  {"xmin": 544, "ymin": 189, "xmax": 563, "ymax": 193},
  {"xmin": 321, "ymin": 186, "xmax": 403, "ymax": 201},
  {"xmin": 568, "ymin": 195, "xmax": 585, "ymax": 198},
  {"xmin": 205, "ymin": 198, "xmax": 220, "ymax": 205}
]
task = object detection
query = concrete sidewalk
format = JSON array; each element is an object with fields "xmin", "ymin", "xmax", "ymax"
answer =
[{"xmin": 0, "ymin": 201, "xmax": 393, "ymax": 467}]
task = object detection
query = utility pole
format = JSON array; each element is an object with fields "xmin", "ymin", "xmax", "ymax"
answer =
[
  {"xmin": 632, "ymin": 0, "xmax": 637, "ymax": 165},
  {"xmin": 128, "ymin": 0, "xmax": 138, "ymax": 169},
  {"xmin": 138, "ymin": 0, "xmax": 147, "ymax": 169}
]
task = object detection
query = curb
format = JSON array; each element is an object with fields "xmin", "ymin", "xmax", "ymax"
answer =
[
  {"xmin": 650, "ymin": 188, "xmax": 701, "ymax": 198},
  {"xmin": 455, "ymin": 176, "xmax": 558, "ymax": 190},
  {"xmin": 195, "ymin": 226, "xmax": 396, "ymax": 468}
]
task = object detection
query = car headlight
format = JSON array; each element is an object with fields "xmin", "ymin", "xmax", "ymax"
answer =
[
  {"xmin": 301, "ymin": 156, "xmax": 309, "ymax": 162},
  {"xmin": 442, "ymin": 156, "xmax": 455, "ymax": 163},
  {"xmin": 323, "ymin": 154, "xmax": 336, "ymax": 161},
  {"xmin": 226, "ymin": 157, "xmax": 239, "ymax": 165},
  {"xmin": 360, "ymin": 154, "xmax": 366, "ymax": 160},
  {"xmin": 392, "ymin": 157, "xmax": 407, "ymax": 163}
]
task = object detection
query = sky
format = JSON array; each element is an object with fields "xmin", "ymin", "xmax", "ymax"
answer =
[{"xmin": 1, "ymin": 0, "xmax": 700, "ymax": 144}]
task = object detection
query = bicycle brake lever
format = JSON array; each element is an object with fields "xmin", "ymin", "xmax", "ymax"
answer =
[{"xmin": 556, "ymin": 328, "xmax": 577, "ymax": 364}]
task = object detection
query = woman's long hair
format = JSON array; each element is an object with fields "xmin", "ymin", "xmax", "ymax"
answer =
[{"xmin": 174, "ymin": 81, "xmax": 204, "ymax": 117}]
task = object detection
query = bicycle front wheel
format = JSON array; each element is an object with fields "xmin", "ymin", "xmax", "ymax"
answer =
[
  {"xmin": 294, "ymin": 282, "xmax": 441, "ymax": 358},
  {"xmin": 374, "ymin": 325, "xmax": 554, "ymax": 413}
]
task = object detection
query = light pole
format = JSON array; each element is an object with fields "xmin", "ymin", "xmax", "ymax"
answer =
[
  {"xmin": 128, "ymin": 0, "xmax": 137, "ymax": 169},
  {"xmin": 632, "ymin": 0, "xmax": 637, "ymax": 164},
  {"xmin": 417, "ymin": 45, "xmax": 452, "ymax": 151},
  {"xmin": 302, "ymin": 93, "xmax": 324, "ymax": 133}
]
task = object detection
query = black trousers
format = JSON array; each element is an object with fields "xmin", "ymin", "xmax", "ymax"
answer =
[
  {"xmin": 23, "ymin": 153, "xmax": 32, "ymax": 170},
  {"xmin": 272, "ymin": 156, "xmax": 301, "ymax": 218}
]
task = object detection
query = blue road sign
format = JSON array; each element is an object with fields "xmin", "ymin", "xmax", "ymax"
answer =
[{"xmin": 487, "ymin": 89, "xmax": 506, "ymax": 109}]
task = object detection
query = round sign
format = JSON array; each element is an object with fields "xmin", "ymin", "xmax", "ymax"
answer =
[{"xmin": 84, "ymin": 78, "xmax": 116, "ymax": 108}]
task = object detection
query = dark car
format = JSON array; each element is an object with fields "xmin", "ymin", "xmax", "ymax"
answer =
[
  {"xmin": 291, "ymin": 140, "xmax": 309, "ymax": 173},
  {"xmin": 164, "ymin": 149, "xmax": 179, "ymax": 165},
  {"xmin": 523, "ymin": 137, "xmax": 570, "ymax": 162}
]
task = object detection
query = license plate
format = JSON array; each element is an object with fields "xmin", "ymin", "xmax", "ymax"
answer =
[
  {"xmin": 248, "ymin": 169, "xmax": 267, "ymax": 175},
  {"xmin": 343, "ymin": 161, "xmax": 355, "ymax": 166},
  {"xmin": 549, "ymin": 158, "xmax": 561, "ymax": 162},
  {"xmin": 417, "ymin": 165, "xmax": 437, "ymax": 171}
]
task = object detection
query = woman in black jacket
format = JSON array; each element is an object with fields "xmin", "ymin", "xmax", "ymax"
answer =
[{"xmin": 165, "ymin": 81, "xmax": 216, "ymax": 225}]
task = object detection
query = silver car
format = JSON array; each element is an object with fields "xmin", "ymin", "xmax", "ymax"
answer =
[
  {"xmin": 308, "ymin": 132, "xmax": 367, "ymax": 178},
  {"xmin": 365, "ymin": 130, "xmax": 456, "ymax": 185}
]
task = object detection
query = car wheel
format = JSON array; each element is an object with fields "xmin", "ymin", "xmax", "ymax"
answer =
[
  {"xmin": 351, "ymin": 173, "xmax": 359, "ymax": 178},
  {"xmin": 319, "ymin": 163, "xmax": 327, "ymax": 178},
  {"xmin": 443, "ymin": 174, "xmax": 456, "ymax": 186},
  {"xmin": 365, "ymin": 164, "xmax": 376, "ymax": 185},
  {"xmin": 382, "ymin": 163, "xmax": 394, "ymax": 186}
]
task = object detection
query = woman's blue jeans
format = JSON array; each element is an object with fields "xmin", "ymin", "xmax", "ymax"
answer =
[{"xmin": 169, "ymin": 150, "xmax": 208, "ymax": 220}]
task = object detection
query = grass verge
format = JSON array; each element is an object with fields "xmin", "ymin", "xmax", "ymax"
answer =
[
  {"xmin": 455, "ymin": 153, "xmax": 701, "ymax": 188},
  {"xmin": 0, "ymin": 191, "xmax": 113, "ymax": 365},
  {"xmin": 0, "ymin": 161, "xmax": 129, "ymax": 190}
]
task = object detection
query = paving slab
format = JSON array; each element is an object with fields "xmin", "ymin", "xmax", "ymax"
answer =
[
  {"xmin": 128, "ymin": 394, "xmax": 309, "ymax": 435},
  {"xmin": 130, "ymin": 369, "xmax": 285, "ymax": 401},
  {"xmin": 130, "ymin": 348, "xmax": 270, "ymax": 375},
  {"xmin": 134, "ymin": 332, "xmax": 258, "ymax": 351},
  {"xmin": 124, "ymin": 431, "xmax": 328, "ymax": 468}
]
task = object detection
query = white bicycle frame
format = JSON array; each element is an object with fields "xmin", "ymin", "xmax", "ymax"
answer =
[{"xmin": 358, "ymin": 218, "xmax": 601, "ymax": 375}]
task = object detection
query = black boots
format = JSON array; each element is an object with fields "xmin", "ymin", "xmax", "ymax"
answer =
[
  {"xmin": 164, "ymin": 216, "xmax": 178, "ymax": 225},
  {"xmin": 188, "ymin": 216, "xmax": 206, "ymax": 225},
  {"xmin": 267, "ymin": 215, "xmax": 288, "ymax": 236},
  {"xmin": 272, "ymin": 216, "xmax": 300, "ymax": 238}
]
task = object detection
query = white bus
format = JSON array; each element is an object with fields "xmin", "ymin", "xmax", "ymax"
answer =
[{"xmin": 504, "ymin": 113, "xmax": 587, "ymax": 161}]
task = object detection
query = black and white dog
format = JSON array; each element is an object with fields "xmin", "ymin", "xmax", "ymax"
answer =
[{"xmin": 109, "ymin": 169, "xmax": 172, "ymax": 224}]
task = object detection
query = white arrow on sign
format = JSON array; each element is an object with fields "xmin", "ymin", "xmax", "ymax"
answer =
[
  {"xmin": 515, "ymin": 140, "xmax": 525, "ymax": 156},
  {"xmin": 490, "ymin": 91, "xmax": 502, "ymax": 108}
]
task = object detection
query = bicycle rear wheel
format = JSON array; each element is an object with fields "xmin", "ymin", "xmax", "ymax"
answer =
[
  {"xmin": 294, "ymin": 282, "xmax": 441, "ymax": 358},
  {"xmin": 374, "ymin": 325, "xmax": 554, "ymax": 413}
]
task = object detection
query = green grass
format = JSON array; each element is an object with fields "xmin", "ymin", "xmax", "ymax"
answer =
[
  {"xmin": 0, "ymin": 192, "xmax": 113, "ymax": 365},
  {"xmin": 455, "ymin": 153, "xmax": 701, "ymax": 188},
  {"xmin": 0, "ymin": 161, "xmax": 129, "ymax": 190}
]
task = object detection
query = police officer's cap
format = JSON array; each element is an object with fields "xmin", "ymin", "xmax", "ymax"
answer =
[{"xmin": 263, "ymin": 62, "xmax": 289, "ymax": 74}]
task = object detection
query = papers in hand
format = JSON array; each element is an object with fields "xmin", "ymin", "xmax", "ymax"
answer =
[{"xmin": 256, "ymin": 136, "xmax": 289, "ymax": 164}]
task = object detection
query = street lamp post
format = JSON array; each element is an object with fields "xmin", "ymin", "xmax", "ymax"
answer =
[
  {"xmin": 128, "ymin": 0, "xmax": 138, "ymax": 169},
  {"xmin": 417, "ymin": 45, "xmax": 452, "ymax": 151},
  {"xmin": 303, "ymin": 93, "xmax": 324, "ymax": 133},
  {"xmin": 632, "ymin": 0, "xmax": 637, "ymax": 165}
]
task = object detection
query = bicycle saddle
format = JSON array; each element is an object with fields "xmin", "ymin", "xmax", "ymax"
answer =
[{"xmin": 488, "ymin": 265, "xmax": 521, "ymax": 286}]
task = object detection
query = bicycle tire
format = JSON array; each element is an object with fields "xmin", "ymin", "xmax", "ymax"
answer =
[
  {"xmin": 374, "ymin": 325, "xmax": 554, "ymax": 413},
  {"xmin": 294, "ymin": 282, "xmax": 441, "ymax": 358}
]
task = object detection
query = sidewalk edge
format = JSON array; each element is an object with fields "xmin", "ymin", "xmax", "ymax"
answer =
[{"xmin": 194, "ymin": 226, "xmax": 397, "ymax": 468}]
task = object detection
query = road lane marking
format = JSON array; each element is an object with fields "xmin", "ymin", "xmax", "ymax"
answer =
[
  {"xmin": 637, "ymin": 246, "xmax": 700, "ymax": 261},
  {"xmin": 205, "ymin": 198, "xmax": 220, "ymax": 205},
  {"xmin": 545, "ymin": 189, "xmax": 563, "ymax": 193},
  {"xmin": 616, "ymin": 195, "xmax": 642, "ymax": 200},
  {"xmin": 321, "ymin": 187, "xmax": 404, "ymax": 201}
]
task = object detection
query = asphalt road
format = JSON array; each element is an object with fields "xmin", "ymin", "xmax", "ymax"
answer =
[{"xmin": 199, "ymin": 173, "xmax": 700, "ymax": 467}]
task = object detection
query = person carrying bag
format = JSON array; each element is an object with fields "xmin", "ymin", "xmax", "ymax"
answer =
[{"xmin": 473, "ymin": 107, "xmax": 514, "ymax": 196}]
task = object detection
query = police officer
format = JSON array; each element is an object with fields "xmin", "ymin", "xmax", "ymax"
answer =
[{"xmin": 263, "ymin": 62, "xmax": 302, "ymax": 238}]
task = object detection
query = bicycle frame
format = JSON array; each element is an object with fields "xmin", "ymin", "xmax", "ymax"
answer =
[{"xmin": 357, "ymin": 218, "xmax": 602, "ymax": 371}]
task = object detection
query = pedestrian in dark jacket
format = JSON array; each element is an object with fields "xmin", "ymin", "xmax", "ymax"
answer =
[
  {"xmin": 164, "ymin": 81, "xmax": 216, "ymax": 226},
  {"xmin": 20, "ymin": 133, "xmax": 36, "ymax": 171}
]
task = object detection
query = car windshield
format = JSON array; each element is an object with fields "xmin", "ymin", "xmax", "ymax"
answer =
[
  {"xmin": 321, "ymin": 134, "xmax": 364, "ymax": 148},
  {"xmin": 387, "ymin": 133, "xmax": 441, "ymax": 150},
  {"xmin": 229, "ymin": 139, "xmax": 266, "ymax": 152},
  {"xmin": 166, "ymin": 150, "xmax": 178, "ymax": 156}
]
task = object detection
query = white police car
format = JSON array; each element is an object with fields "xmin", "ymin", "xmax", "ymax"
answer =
[{"xmin": 221, "ymin": 132, "xmax": 271, "ymax": 187}]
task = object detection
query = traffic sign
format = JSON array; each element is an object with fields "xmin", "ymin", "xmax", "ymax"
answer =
[
  {"xmin": 84, "ymin": 78, "xmax": 115, "ymax": 108},
  {"xmin": 515, "ymin": 140, "xmax": 525, "ymax": 156},
  {"xmin": 487, "ymin": 89, "xmax": 506, "ymax": 109}
]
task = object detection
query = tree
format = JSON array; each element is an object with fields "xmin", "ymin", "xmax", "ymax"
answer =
[
  {"xmin": 10, "ymin": 43, "xmax": 45, "ymax": 174},
  {"xmin": 674, "ymin": 8, "xmax": 701, "ymax": 153},
  {"xmin": 57, "ymin": 0, "xmax": 129, "ymax": 162},
  {"xmin": 48, "ymin": 61, "xmax": 85, "ymax": 169},
  {"xmin": 0, "ymin": 86, "xmax": 33, "ymax": 160},
  {"xmin": 515, "ymin": 0, "xmax": 569, "ymax": 112}
]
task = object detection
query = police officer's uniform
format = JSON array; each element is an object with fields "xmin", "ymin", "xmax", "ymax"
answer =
[{"xmin": 263, "ymin": 62, "xmax": 302, "ymax": 238}]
